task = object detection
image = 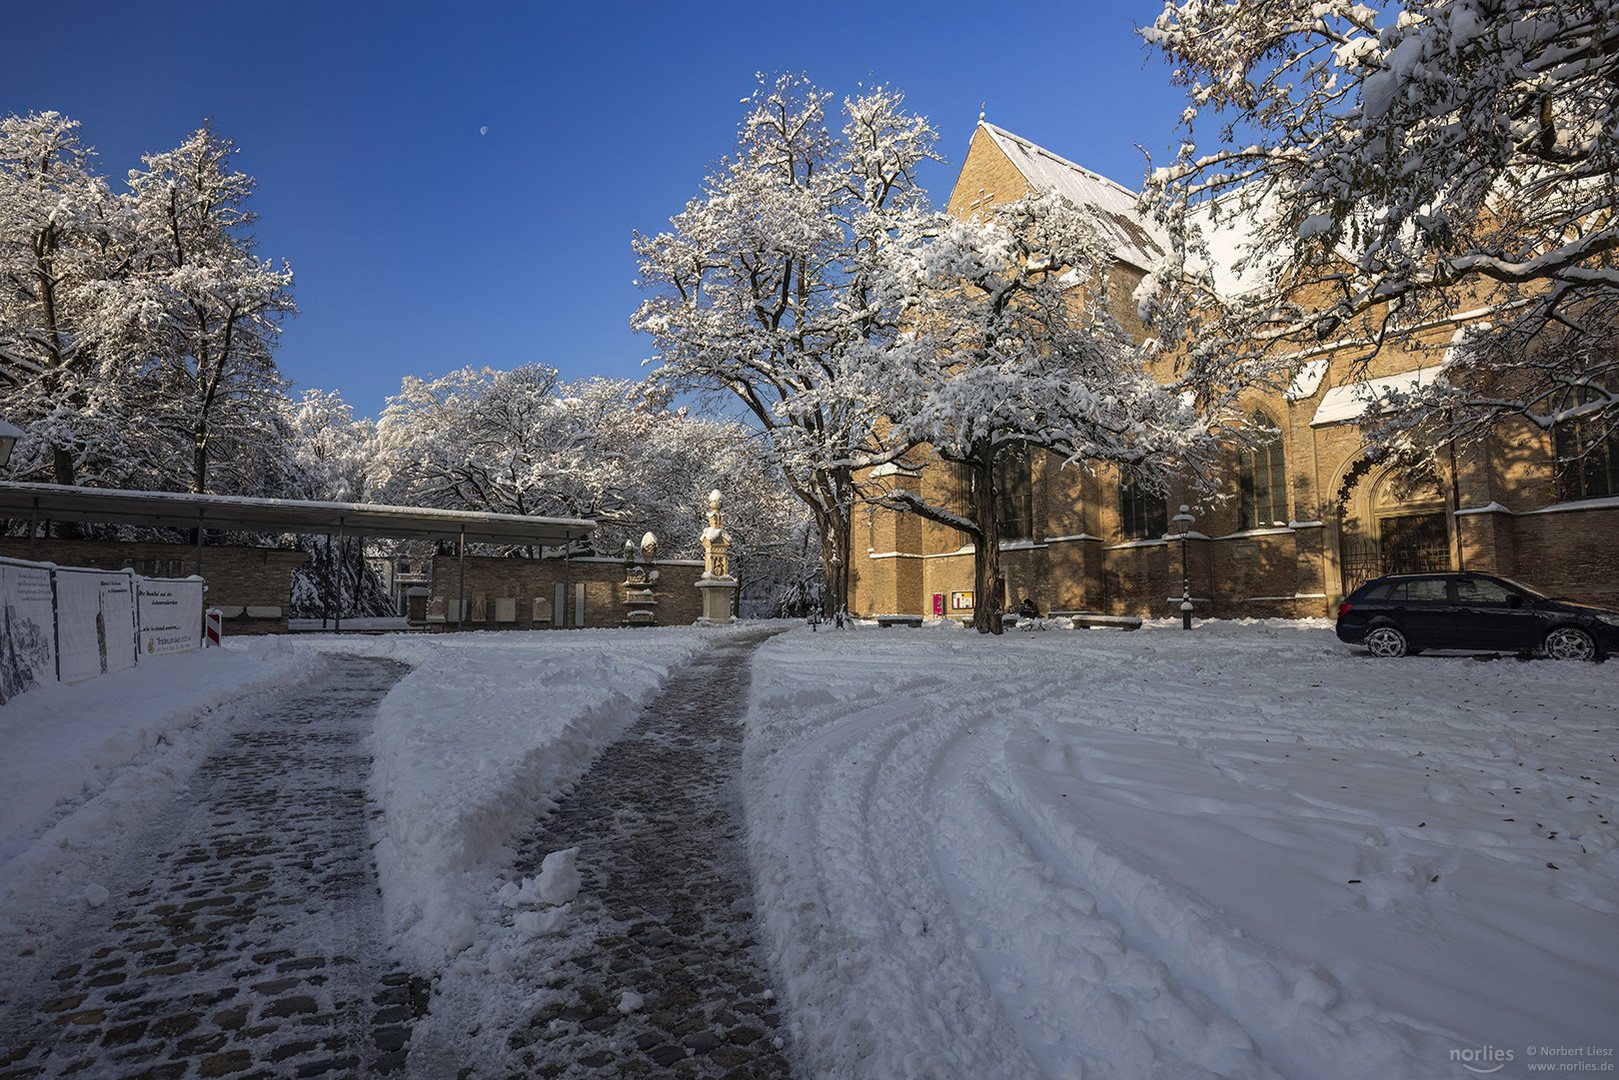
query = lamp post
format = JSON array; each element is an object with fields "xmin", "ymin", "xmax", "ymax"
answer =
[
  {"xmin": 0, "ymin": 419, "xmax": 22, "ymax": 469},
  {"xmin": 1171, "ymin": 504, "xmax": 1194, "ymax": 630}
]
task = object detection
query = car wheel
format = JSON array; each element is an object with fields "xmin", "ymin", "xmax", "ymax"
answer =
[
  {"xmin": 1365, "ymin": 625, "xmax": 1408, "ymax": 658},
  {"xmin": 1543, "ymin": 626, "xmax": 1597, "ymax": 661}
]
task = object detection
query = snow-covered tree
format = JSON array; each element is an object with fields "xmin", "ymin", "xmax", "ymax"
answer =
[
  {"xmin": 0, "ymin": 112, "xmax": 132, "ymax": 487},
  {"xmin": 1139, "ymin": 0, "xmax": 1619, "ymax": 457},
  {"xmin": 634, "ymin": 74, "xmax": 941, "ymax": 623},
  {"xmin": 116, "ymin": 123, "xmax": 296, "ymax": 495},
  {"xmin": 370, "ymin": 364, "xmax": 797, "ymax": 565},
  {"xmin": 870, "ymin": 191, "xmax": 1210, "ymax": 633},
  {"xmin": 272, "ymin": 388, "xmax": 391, "ymax": 620},
  {"xmin": 285, "ymin": 388, "xmax": 376, "ymax": 503},
  {"xmin": 1, "ymin": 115, "xmax": 298, "ymax": 497},
  {"xmin": 287, "ymin": 535, "xmax": 395, "ymax": 621},
  {"xmin": 374, "ymin": 363, "xmax": 615, "ymax": 541}
]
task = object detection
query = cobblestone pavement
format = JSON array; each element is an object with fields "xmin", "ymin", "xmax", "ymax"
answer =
[
  {"xmin": 428, "ymin": 626, "xmax": 796, "ymax": 1080},
  {"xmin": 0, "ymin": 654, "xmax": 424, "ymax": 1080}
]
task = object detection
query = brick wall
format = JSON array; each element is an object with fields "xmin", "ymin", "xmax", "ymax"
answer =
[
  {"xmin": 425, "ymin": 555, "xmax": 707, "ymax": 629},
  {"xmin": 1506, "ymin": 505, "xmax": 1619, "ymax": 607}
]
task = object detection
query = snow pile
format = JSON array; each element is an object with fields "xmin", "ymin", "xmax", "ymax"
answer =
[
  {"xmin": 0, "ymin": 639, "xmax": 319, "ymax": 997},
  {"xmin": 304, "ymin": 628, "xmax": 712, "ymax": 966},
  {"xmin": 500, "ymin": 847, "xmax": 580, "ymax": 939},
  {"xmin": 742, "ymin": 621, "xmax": 1618, "ymax": 1079}
]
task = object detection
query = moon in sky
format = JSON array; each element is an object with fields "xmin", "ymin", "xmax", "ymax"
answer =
[{"xmin": 479, "ymin": 126, "xmax": 488, "ymax": 135}]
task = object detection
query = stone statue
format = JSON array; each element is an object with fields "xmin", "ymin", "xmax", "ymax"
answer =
[
  {"xmin": 702, "ymin": 489, "xmax": 731, "ymax": 580},
  {"xmin": 695, "ymin": 488, "xmax": 737, "ymax": 625}
]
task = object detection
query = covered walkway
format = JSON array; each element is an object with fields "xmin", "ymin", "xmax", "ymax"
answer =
[{"xmin": 0, "ymin": 482, "xmax": 596, "ymax": 631}]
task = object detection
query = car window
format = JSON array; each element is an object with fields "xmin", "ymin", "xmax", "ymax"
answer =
[
  {"xmin": 1402, "ymin": 579, "xmax": 1450, "ymax": 602},
  {"xmin": 1456, "ymin": 578, "xmax": 1517, "ymax": 605},
  {"xmin": 1357, "ymin": 582, "xmax": 1394, "ymax": 602},
  {"xmin": 1496, "ymin": 576, "xmax": 1551, "ymax": 600}
]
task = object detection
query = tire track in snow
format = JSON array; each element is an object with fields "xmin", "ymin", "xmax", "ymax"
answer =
[
  {"xmin": 930, "ymin": 720, "xmax": 1472, "ymax": 1079},
  {"xmin": 744, "ymin": 634, "xmax": 1093, "ymax": 1080}
]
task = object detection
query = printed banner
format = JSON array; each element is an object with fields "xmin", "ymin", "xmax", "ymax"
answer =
[
  {"xmin": 137, "ymin": 578, "xmax": 204, "ymax": 656},
  {"xmin": 54, "ymin": 570, "xmax": 141, "ymax": 682},
  {"xmin": 0, "ymin": 560, "xmax": 57, "ymax": 704},
  {"xmin": 99, "ymin": 574, "xmax": 137, "ymax": 673},
  {"xmin": 55, "ymin": 570, "xmax": 109, "ymax": 685}
]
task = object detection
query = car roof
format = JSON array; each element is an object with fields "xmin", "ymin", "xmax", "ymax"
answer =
[{"xmin": 1364, "ymin": 572, "xmax": 1454, "ymax": 582}]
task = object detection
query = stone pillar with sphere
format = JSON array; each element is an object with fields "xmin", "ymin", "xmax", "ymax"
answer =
[{"xmin": 695, "ymin": 489, "xmax": 737, "ymax": 625}]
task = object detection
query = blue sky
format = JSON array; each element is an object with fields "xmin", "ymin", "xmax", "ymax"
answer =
[{"xmin": 8, "ymin": 1, "xmax": 1192, "ymax": 419}]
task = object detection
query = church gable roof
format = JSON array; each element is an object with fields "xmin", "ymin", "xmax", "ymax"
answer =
[{"xmin": 976, "ymin": 122, "xmax": 1167, "ymax": 273}]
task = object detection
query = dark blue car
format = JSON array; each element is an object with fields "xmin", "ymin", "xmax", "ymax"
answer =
[{"xmin": 1335, "ymin": 572, "xmax": 1619, "ymax": 660}]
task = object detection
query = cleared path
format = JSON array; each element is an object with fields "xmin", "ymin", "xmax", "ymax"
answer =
[
  {"xmin": 0, "ymin": 654, "xmax": 419, "ymax": 1080},
  {"xmin": 414, "ymin": 626, "xmax": 796, "ymax": 1079}
]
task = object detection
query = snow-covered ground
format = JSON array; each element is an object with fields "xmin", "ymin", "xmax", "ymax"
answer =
[
  {"xmin": 0, "ymin": 627, "xmax": 714, "ymax": 1002},
  {"xmin": 0, "ymin": 638, "xmax": 321, "ymax": 997},
  {"xmin": 2, "ymin": 619, "xmax": 1614, "ymax": 1077},
  {"xmin": 744, "ymin": 620, "xmax": 1618, "ymax": 1079}
]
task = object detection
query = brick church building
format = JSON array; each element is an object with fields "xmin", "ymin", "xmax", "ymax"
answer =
[{"xmin": 848, "ymin": 121, "xmax": 1619, "ymax": 623}]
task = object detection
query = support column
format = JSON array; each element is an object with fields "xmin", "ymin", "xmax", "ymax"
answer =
[{"xmin": 335, "ymin": 519, "xmax": 345, "ymax": 633}]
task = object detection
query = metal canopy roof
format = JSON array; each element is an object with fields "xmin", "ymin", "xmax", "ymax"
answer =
[{"xmin": 0, "ymin": 482, "xmax": 595, "ymax": 547}]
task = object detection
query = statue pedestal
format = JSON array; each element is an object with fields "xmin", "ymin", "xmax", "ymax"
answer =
[
  {"xmin": 621, "ymin": 561, "xmax": 659, "ymax": 627},
  {"xmin": 694, "ymin": 578, "xmax": 737, "ymax": 625}
]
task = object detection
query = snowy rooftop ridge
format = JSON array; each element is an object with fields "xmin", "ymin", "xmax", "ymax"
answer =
[
  {"xmin": 978, "ymin": 122, "xmax": 1168, "ymax": 273},
  {"xmin": 0, "ymin": 481, "xmax": 596, "ymax": 546}
]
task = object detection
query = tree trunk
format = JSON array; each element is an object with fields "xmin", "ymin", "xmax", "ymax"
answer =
[
  {"xmin": 191, "ymin": 421, "xmax": 209, "ymax": 494},
  {"xmin": 970, "ymin": 451, "xmax": 1004, "ymax": 635},
  {"xmin": 51, "ymin": 447, "xmax": 76, "ymax": 486},
  {"xmin": 815, "ymin": 503, "xmax": 851, "ymax": 626},
  {"xmin": 806, "ymin": 465, "xmax": 855, "ymax": 626}
]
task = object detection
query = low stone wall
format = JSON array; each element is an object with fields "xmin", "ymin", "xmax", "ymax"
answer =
[
  {"xmin": 425, "ymin": 555, "xmax": 707, "ymax": 629},
  {"xmin": 0, "ymin": 539, "xmax": 306, "ymax": 635}
]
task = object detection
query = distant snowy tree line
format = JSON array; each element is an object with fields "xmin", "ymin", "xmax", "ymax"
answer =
[{"xmin": 0, "ymin": 112, "xmax": 820, "ymax": 617}]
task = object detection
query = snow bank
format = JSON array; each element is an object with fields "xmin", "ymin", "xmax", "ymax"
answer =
[
  {"xmin": 742, "ymin": 621, "xmax": 1618, "ymax": 1079},
  {"xmin": 0, "ymin": 639, "xmax": 318, "ymax": 998},
  {"xmin": 299, "ymin": 628, "xmax": 714, "ymax": 967}
]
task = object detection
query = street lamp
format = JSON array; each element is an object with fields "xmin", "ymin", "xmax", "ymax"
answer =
[
  {"xmin": 0, "ymin": 419, "xmax": 22, "ymax": 469},
  {"xmin": 1171, "ymin": 503, "xmax": 1195, "ymax": 630}
]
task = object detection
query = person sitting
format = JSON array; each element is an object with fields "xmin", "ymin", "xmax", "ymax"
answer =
[{"xmin": 1018, "ymin": 597, "xmax": 1039, "ymax": 620}]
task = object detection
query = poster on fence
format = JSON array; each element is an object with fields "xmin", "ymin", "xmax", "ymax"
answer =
[
  {"xmin": 98, "ymin": 574, "xmax": 137, "ymax": 673},
  {"xmin": 56, "ymin": 569, "xmax": 139, "ymax": 685},
  {"xmin": 0, "ymin": 559, "xmax": 57, "ymax": 704},
  {"xmin": 137, "ymin": 577, "xmax": 204, "ymax": 656}
]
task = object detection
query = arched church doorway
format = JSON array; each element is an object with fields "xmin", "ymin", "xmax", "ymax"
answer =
[{"xmin": 1338, "ymin": 465, "xmax": 1451, "ymax": 593}]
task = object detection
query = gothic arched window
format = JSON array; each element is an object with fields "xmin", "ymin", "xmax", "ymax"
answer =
[
  {"xmin": 1553, "ymin": 386, "xmax": 1619, "ymax": 502},
  {"xmin": 1118, "ymin": 476, "xmax": 1167, "ymax": 540},
  {"xmin": 1239, "ymin": 412, "xmax": 1288, "ymax": 530}
]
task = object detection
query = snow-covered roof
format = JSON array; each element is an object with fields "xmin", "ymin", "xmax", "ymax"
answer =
[
  {"xmin": 1285, "ymin": 358, "xmax": 1330, "ymax": 401},
  {"xmin": 978, "ymin": 123, "xmax": 1167, "ymax": 273},
  {"xmin": 1310, "ymin": 367, "xmax": 1446, "ymax": 427},
  {"xmin": 0, "ymin": 482, "xmax": 596, "ymax": 546},
  {"xmin": 1184, "ymin": 188, "xmax": 1277, "ymax": 298}
]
